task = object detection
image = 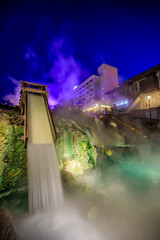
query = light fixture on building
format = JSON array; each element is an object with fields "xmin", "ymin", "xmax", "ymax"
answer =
[
  {"xmin": 73, "ymin": 85, "xmax": 78, "ymax": 90},
  {"xmin": 147, "ymin": 95, "xmax": 151, "ymax": 100}
]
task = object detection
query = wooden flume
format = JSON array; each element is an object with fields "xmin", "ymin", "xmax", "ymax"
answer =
[{"xmin": 19, "ymin": 81, "xmax": 57, "ymax": 147}]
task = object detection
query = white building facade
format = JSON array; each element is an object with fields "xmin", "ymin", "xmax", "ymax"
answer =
[{"xmin": 73, "ymin": 63, "xmax": 118, "ymax": 113}]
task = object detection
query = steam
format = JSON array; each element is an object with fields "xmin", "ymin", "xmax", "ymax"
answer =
[
  {"xmin": 78, "ymin": 145, "xmax": 160, "ymax": 240},
  {"xmin": 3, "ymin": 38, "xmax": 87, "ymax": 107},
  {"xmin": 53, "ymin": 109, "xmax": 125, "ymax": 147},
  {"xmin": 3, "ymin": 76, "xmax": 21, "ymax": 105},
  {"xmin": 47, "ymin": 39, "xmax": 82, "ymax": 107},
  {"xmin": 16, "ymin": 203, "xmax": 105, "ymax": 240},
  {"xmin": 13, "ymin": 109, "xmax": 160, "ymax": 240},
  {"xmin": 16, "ymin": 147, "xmax": 160, "ymax": 240}
]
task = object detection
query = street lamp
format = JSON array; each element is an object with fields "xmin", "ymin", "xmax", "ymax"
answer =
[{"xmin": 147, "ymin": 95, "xmax": 151, "ymax": 123}]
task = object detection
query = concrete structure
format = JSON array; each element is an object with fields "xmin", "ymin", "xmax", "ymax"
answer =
[
  {"xmin": 73, "ymin": 63, "xmax": 118, "ymax": 113},
  {"xmin": 98, "ymin": 63, "xmax": 118, "ymax": 94}
]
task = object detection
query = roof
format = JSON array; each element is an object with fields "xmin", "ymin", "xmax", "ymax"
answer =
[{"xmin": 120, "ymin": 64, "xmax": 160, "ymax": 87}]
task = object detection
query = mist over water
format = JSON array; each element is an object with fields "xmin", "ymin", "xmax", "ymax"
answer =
[
  {"xmin": 15, "ymin": 107, "xmax": 160, "ymax": 240},
  {"xmin": 78, "ymin": 144, "xmax": 160, "ymax": 240},
  {"xmin": 17, "ymin": 204, "xmax": 105, "ymax": 240},
  {"xmin": 17, "ymin": 147, "xmax": 160, "ymax": 240}
]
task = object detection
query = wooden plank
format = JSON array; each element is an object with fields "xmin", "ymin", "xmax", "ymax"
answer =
[
  {"xmin": 21, "ymin": 81, "xmax": 47, "ymax": 89},
  {"xmin": 44, "ymin": 95, "xmax": 57, "ymax": 142},
  {"xmin": 22, "ymin": 87, "xmax": 49, "ymax": 95},
  {"xmin": 24, "ymin": 94, "xmax": 27, "ymax": 147},
  {"xmin": 23, "ymin": 92, "xmax": 28, "ymax": 147}
]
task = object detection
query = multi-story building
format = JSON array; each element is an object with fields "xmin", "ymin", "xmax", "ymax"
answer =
[
  {"xmin": 73, "ymin": 62, "xmax": 160, "ymax": 120},
  {"xmin": 98, "ymin": 63, "xmax": 118, "ymax": 94},
  {"xmin": 105, "ymin": 64, "xmax": 160, "ymax": 120},
  {"xmin": 73, "ymin": 63, "xmax": 118, "ymax": 113}
]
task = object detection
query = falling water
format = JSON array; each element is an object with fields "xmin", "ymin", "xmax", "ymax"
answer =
[
  {"xmin": 82, "ymin": 126, "xmax": 95, "ymax": 145},
  {"xmin": 95, "ymin": 118, "xmax": 103, "ymax": 129},
  {"xmin": 17, "ymin": 93, "xmax": 105, "ymax": 240},
  {"xmin": 27, "ymin": 93, "xmax": 63, "ymax": 212}
]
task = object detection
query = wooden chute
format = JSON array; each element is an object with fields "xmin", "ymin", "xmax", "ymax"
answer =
[{"xmin": 19, "ymin": 81, "xmax": 57, "ymax": 147}]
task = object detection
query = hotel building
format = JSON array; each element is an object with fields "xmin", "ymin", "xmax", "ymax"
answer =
[
  {"xmin": 73, "ymin": 63, "xmax": 118, "ymax": 113},
  {"xmin": 73, "ymin": 62, "xmax": 160, "ymax": 120}
]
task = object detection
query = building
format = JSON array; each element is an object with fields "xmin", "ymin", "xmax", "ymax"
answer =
[
  {"xmin": 73, "ymin": 63, "xmax": 160, "ymax": 120},
  {"xmin": 73, "ymin": 63, "xmax": 118, "ymax": 113},
  {"xmin": 98, "ymin": 63, "xmax": 118, "ymax": 93},
  {"xmin": 105, "ymin": 64, "xmax": 160, "ymax": 120}
]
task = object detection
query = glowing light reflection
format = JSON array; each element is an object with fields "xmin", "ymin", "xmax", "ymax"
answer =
[{"xmin": 73, "ymin": 85, "xmax": 78, "ymax": 90}]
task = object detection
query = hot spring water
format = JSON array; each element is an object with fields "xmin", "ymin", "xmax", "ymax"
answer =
[
  {"xmin": 17, "ymin": 94, "xmax": 160, "ymax": 239},
  {"xmin": 27, "ymin": 93, "xmax": 63, "ymax": 212}
]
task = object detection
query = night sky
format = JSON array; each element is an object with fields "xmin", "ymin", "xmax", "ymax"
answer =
[{"xmin": 0, "ymin": 0, "xmax": 160, "ymax": 105}]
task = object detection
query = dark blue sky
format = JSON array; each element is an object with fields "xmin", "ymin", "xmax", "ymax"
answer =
[{"xmin": 0, "ymin": 0, "xmax": 160, "ymax": 104}]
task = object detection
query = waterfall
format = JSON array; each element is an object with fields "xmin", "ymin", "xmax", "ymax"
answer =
[
  {"xmin": 27, "ymin": 93, "xmax": 63, "ymax": 212},
  {"xmin": 83, "ymin": 126, "xmax": 95, "ymax": 145}
]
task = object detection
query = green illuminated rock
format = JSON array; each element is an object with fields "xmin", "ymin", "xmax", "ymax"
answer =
[
  {"xmin": 0, "ymin": 107, "xmax": 97, "ymax": 193},
  {"xmin": 54, "ymin": 117, "xmax": 97, "ymax": 176},
  {"xmin": 0, "ymin": 108, "xmax": 27, "ymax": 192}
]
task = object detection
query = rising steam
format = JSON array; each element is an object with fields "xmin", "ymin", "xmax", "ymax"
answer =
[
  {"xmin": 3, "ymin": 76, "xmax": 21, "ymax": 105},
  {"xmin": 3, "ymin": 38, "xmax": 87, "ymax": 108}
]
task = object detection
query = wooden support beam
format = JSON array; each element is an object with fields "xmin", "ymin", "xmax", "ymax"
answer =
[
  {"xmin": 21, "ymin": 81, "xmax": 47, "ymax": 90},
  {"xmin": 21, "ymin": 87, "xmax": 49, "ymax": 95},
  {"xmin": 19, "ymin": 80, "xmax": 57, "ymax": 146},
  {"xmin": 44, "ymin": 95, "xmax": 57, "ymax": 141}
]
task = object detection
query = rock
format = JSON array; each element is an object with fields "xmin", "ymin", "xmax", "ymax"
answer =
[{"xmin": 0, "ymin": 207, "xmax": 18, "ymax": 240}]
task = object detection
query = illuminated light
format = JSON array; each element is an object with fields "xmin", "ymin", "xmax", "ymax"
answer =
[
  {"xmin": 147, "ymin": 95, "xmax": 151, "ymax": 99},
  {"xmin": 106, "ymin": 149, "xmax": 113, "ymax": 156},
  {"xmin": 101, "ymin": 105, "xmax": 110, "ymax": 108},
  {"xmin": 73, "ymin": 85, "xmax": 78, "ymax": 90},
  {"xmin": 124, "ymin": 100, "xmax": 128, "ymax": 104}
]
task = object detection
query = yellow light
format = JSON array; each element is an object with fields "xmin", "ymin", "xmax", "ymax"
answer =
[{"xmin": 106, "ymin": 149, "xmax": 113, "ymax": 156}]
